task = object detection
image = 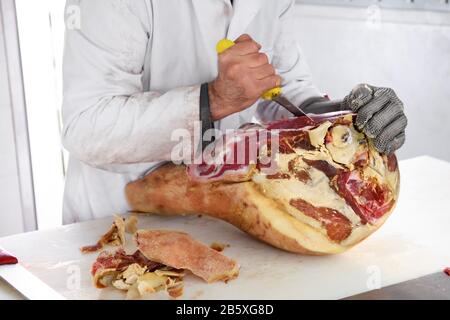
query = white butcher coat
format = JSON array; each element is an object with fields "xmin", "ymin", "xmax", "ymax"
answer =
[{"xmin": 62, "ymin": 0, "xmax": 322, "ymax": 223}]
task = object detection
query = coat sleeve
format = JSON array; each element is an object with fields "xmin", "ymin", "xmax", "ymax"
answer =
[
  {"xmin": 254, "ymin": 0, "xmax": 323, "ymax": 123},
  {"xmin": 62, "ymin": 0, "xmax": 199, "ymax": 168}
]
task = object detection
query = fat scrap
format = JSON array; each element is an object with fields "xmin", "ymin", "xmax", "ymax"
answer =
[{"xmin": 89, "ymin": 229, "xmax": 239, "ymax": 299}]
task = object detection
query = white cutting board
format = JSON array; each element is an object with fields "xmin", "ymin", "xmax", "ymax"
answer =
[{"xmin": 1, "ymin": 156, "xmax": 450, "ymax": 300}]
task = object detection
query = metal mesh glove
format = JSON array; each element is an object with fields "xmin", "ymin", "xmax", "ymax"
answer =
[{"xmin": 342, "ymin": 84, "xmax": 407, "ymax": 154}]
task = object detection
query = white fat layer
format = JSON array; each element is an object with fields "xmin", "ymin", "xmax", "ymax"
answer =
[
  {"xmin": 326, "ymin": 125, "xmax": 363, "ymax": 166},
  {"xmin": 247, "ymin": 186, "xmax": 346, "ymax": 253},
  {"xmin": 364, "ymin": 147, "xmax": 400, "ymax": 200},
  {"xmin": 339, "ymin": 224, "xmax": 373, "ymax": 246},
  {"xmin": 253, "ymin": 166, "xmax": 362, "ymax": 226},
  {"xmin": 256, "ymin": 139, "xmax": 362, "ymax": 225},
  {"xmin": 308, "ymin": 121, "xmax": 332, "ymax": 148}
]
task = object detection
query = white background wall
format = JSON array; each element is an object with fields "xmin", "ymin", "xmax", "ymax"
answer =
[
  {"xmin": 0, "ymin": 10, "xmax": 24, "ymax": 236},
  {"xmin": 294, "ymin": 4, "xmax": 450, "ymax": 161}
]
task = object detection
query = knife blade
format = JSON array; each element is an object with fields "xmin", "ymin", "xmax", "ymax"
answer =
[
  {"xmin": 272, "ymin": 95, "xmax": 313, "ymax": 120},
  {"xmin": 0, "ymin": 248, "xmax": 65, "ymax": 300},
  {"xmin": 344, "ymin": 271, "xmax": 450, "ymax": 300},
  {"xmin": 0, "ymin": 264, "xmax": 66, "ymax": 300}
]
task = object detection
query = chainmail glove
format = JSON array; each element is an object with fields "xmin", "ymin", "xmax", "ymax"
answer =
[{"xmin": 342, "ymin": 84, "xmax": 407, "ymax": 154}]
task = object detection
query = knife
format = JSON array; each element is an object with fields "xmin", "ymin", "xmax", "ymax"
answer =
[
  {"xmin": 344, "ymin": 270, "xmax": 450, "ymax": 300},
  {"xmin": 0, "ymin": 248, "xmax": 65, "ymax": 300},
  {"xmin": 216, "ymin": 39, "xmax": 313, "ymax": 120}
]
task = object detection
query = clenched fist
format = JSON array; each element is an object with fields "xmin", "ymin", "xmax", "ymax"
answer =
[
  {"xmin": 342, "ymin": 84, "xmax": 407, "ymax": 154},
  {"xmin": 209, "ymin": 34, "xmax": 281, "ymax": 121}
]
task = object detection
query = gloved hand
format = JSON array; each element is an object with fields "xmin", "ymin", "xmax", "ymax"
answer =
[{"xmin": 342, "ymin": 84, "xmax": 407, "ymax": 154}]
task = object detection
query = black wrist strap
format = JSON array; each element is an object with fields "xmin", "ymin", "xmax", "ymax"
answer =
[{"xmin": 199, "ymin": 83, "xmax": 215, "ymax": 153}]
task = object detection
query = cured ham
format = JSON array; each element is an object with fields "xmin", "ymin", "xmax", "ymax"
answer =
[
  {"xmin": 126, "ymin": 112, "xmax": 400, "ymax": 255},
  {"xmin": 135, "ymin": 230, "xmax": 239, "ymax": 283}
]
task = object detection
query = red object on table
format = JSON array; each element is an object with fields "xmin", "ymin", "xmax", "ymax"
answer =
[
  {"xmin": 444, "ymin": 267, "xmax": 450, "ymax": 276},
  {"xmin": 0, "ymin": 249, "xmax": 18, "ymax": 265}
]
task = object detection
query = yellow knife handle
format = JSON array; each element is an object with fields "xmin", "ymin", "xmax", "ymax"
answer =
[
  {"xmin": 216, "ymin": 39, "xmax": 281, "ymax": 101},
  {"xmin": 216, "ymin": 39, "xmax": 236, "ymax": 54}
]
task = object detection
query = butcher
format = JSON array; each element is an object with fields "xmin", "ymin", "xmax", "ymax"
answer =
[{"xmin": 62, "ymin": 0, "xmax": 407, "ymax": 223}]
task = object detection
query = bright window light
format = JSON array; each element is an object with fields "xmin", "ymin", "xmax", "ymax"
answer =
[{"xmin": 15, "ymin": 0, "xmax": 66, "ymax": 229}]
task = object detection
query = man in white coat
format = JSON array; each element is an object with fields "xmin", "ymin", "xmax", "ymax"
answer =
[{"xmin": 62, "ymin": 0, "xmax": 407, "ymax": 223}]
